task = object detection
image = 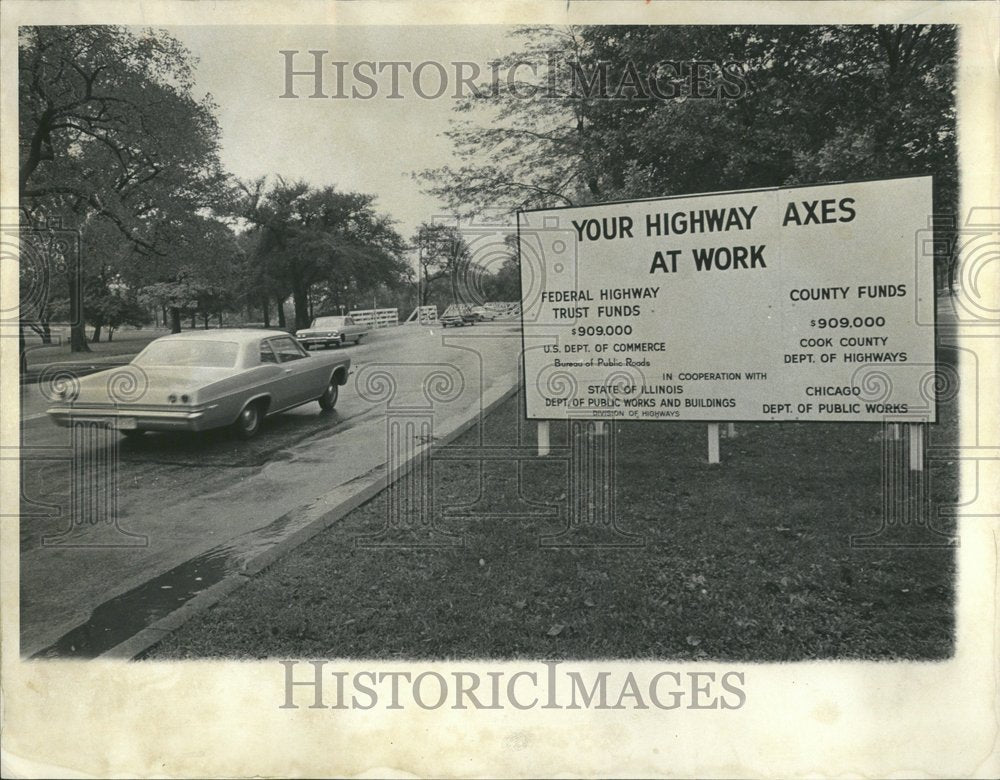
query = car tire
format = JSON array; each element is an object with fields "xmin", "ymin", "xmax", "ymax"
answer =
[
  {"xmin": 233, "ymin": 401, "xmax": 263, "ymax": 439},
  {"xmin": 355, "ymin": 334, "xmax": 363, "ymax": 344},
  {"xmin": 319, "ymin": 378, "xmax": 339, "ymax": 410}
]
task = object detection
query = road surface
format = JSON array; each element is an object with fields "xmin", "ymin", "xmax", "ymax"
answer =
[{"xmin": 17, "ymin": 322, "xmax": 522, "ymax": 656}]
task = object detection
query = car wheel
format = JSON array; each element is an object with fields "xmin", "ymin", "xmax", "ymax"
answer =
[
  {"xmin": 233, "ymin": 401, "xmax": 263, "ymax": 439},
  {"xmin": 319, "ymin": 378, "xmax": 339, "ymax": 410},
  {"xmin": 355, "ymin": 334, "xmax": 363, "ymax": 344}
]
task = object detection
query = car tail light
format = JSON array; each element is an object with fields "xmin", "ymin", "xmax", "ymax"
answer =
[
  {"xmin": 180, "ymin": 394, "xmax": 190, "ymax": 403},
  {"xmin": 168, "ymin": 394, "xmax": 177, "ymax": 403}
]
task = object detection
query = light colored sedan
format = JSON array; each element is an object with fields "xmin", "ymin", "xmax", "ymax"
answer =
[
  {"xmin": 295, "ymin": 315, "xmax": 369, "ymax": 349},
  {"xmin": 46, "ymin": 330, "xmax": 351, "ymax": 439}
]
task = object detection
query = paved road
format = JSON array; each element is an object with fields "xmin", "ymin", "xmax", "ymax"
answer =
[{"xmin": 18, "ymin": 322, "xmax": 523, "ymax": 655}]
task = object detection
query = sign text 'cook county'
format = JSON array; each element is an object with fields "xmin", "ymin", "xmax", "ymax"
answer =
[{"xmin": 517, "ymin": 177, "xmax": 935, "ymax": 422}]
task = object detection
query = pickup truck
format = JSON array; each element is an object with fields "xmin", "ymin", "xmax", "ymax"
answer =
[{"xmin": 295, "ymin": 315, "xmax": 369, "ymax": 349}]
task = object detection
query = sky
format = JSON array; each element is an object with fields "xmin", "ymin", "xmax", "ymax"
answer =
[{"xmin": 168, "ymin": 25, "xmax": 520, "ymax": 240}]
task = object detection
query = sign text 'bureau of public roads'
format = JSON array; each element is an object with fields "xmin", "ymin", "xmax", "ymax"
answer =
[{"xmin": 517, "ymin": 176, "xmax": 936, "ymax": 423}]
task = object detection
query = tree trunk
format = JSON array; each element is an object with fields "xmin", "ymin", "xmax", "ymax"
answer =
[
  {"xmin": 70, "ymin": 321, "xmax": 90, "ymax": 352},
  {"xmin": 191, "ymin": 311, "xmax": 196, "ymax": 329},
  {"xmin": 217, "ymin": 309, "xmax": 223, "ymax": 328},
  {"xmin": 40, "ymin": 321, "xmax": 52, "ymax": 345},
  {"xmin": 170, "ymin": 306, "xmax": 182, "ymax": 334},
  {"xmin": 161, "ymin": 305, "xmax": 168, "ymax": 327},
  {"xmin": 203, "ymin": 312, "xmax": 209, "ymax": 329},
  {"xmin": 108, "ymin": 327, "xmax": 115, "ymax": 342},
  {"xmin": 262, "ymin": 296, "xmax": 271, "ymax": 328},
  {"xmin": 68, "ymin": 271, "xmax": 91, "ymax": 353},
  {"xmin": 91, "ymin": 323, "xmax": 103, "ymax": 343},
  {"xmin": 276, "ymin": 295, "xmax": 286, "ymax": 328},
  {"xmin": 292, "ymin": 282, "xmax": 310, "ymax": 330}
]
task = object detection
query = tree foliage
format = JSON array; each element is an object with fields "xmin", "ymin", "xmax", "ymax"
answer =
[
  {"xmin": 239, "ymin": 178, "xmax": 409, "ymax": 329},
  {"xmin": 19, "ymin": 25, "xmax": 229, "ymax": 348},
  {"xmin": 416, "ymin": 25, "xmax": 957, "ymax": 285}
]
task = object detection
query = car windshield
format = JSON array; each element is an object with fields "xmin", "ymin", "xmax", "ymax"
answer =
[
  {"xmin": 134, "ymin": 340, "xmax": 240, "ymax": 368},
  {"xmin": 311, "ymin": 317, "xmax": 346, "ymax": 328}
]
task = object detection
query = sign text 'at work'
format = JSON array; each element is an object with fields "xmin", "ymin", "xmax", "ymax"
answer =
[{"xmin": 517, "ymin": 177, "xmax": 936, "ymax": 423}]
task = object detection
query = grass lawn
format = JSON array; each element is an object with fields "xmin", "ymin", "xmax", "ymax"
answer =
[
  {"xmin": 22, "ymin": 327, "xmax": 168, "ymax": 365},
  {"xmin": 147, "ymin": 361, "xmax": 958, "ymax": 661},
  {"xmin": 22, "ymin": 322, "xmax": 277, "ymax": 368}
]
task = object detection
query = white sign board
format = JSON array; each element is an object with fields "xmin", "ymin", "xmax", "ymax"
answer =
[{"xmin": 518, "ymin": 177, "xmax": 936, "ymax": 422}]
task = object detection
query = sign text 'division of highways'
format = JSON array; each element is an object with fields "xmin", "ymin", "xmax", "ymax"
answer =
[{"xmin": 517, "ymin": 177, "xmax": 935, "ymax": 422}]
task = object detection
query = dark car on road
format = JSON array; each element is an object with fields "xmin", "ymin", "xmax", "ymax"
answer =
[{"xmin": 439, "ymin": 306, "xmax": 478, "ymax": 327}]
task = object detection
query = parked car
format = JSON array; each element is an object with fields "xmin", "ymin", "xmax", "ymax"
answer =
[
  {"xmin": 46, "ymin": 330, "xmax": 351, "ymax": 439},
  {"xmin": 295, "ymin": 315, "xmax": 369, "ymax": 349}
]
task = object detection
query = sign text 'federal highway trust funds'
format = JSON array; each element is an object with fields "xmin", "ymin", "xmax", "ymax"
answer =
[{"xmin": 517, "ymin": 176, "xmax": 936, "ymax": 423}]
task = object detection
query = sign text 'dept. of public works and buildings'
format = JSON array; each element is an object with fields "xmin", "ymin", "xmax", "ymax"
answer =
[{"xmin": 517, "ymin": 176, "xmax": 936, "ymax": 423}]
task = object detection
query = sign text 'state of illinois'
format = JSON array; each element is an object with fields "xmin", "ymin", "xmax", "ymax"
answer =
[{"xmin": 517, "ymin": 177, "xmax": 936, "ymax": 423}]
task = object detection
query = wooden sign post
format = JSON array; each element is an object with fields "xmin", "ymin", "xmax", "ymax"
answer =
[
  {"xmin": 708, "ymin": 424, "xmax": 720, "ymax": 464},
  {"xmin": 537, "ymin": 420, "xmax": 550, "ymax": 457},
  {"xmin": 909, "ymin": 423, "xmax": 924, "ymax": 471}
]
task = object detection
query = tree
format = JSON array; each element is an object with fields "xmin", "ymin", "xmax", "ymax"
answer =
[
  {"xmin": 416, "ymin": 25, "xmax": 957, "ymax": 284},
  {"xmin": 413, "ymin": 26, "xmax": 600, "ymax": 215},
  {"xmin": 481, "ymin": 234, "xmax": 522, "ymax": 302},
  {"xmin": 131, "ymin": 214, "xmax": 242, "ymax": 333},
  {"xmin": 89, "ymin": 291, "xmax": 149, "ymax": 342},
  {"xmin": 411, "ymin": 223, "xmax": 475, "ymax": 306},
  {"xmin": 19, "ymin": 26, "xmax": 228, "ymax": 350},
  {"xmin": 240, "ymin": 178, "xmax": 409, "ymax": 329}
]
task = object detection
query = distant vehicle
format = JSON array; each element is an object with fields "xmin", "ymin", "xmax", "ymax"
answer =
[
  {"xmin": 295, "ymin": 315, "xmax": 369, "ymax": 349},
  {"xmin": 440, "ymin": 312, "xmax": 477, "ymax": 327},
  {"xmin": 470, "ymin": 305, "xmax": 497, "ymax": 321},
  {"xmin": 46, "ymin": 330, "xmax": 351, "ymax": 440},
  {"xmin": 440, "ymin": 305, "xmax": 478, "ymax": 327}
]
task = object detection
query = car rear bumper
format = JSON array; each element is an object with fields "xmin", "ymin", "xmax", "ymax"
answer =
[
  {"xmin": 297, "ymin": 337, "xmax": 340, "ymax": 347},
  {"xmin": 46, "ymin": 406, "xmax": 216, "ymax": 432}
]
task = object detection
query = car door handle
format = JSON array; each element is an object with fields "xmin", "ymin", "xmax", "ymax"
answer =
[{"xmin": 284, "ymin": 368, "xmax": 293, "ymax": 374}]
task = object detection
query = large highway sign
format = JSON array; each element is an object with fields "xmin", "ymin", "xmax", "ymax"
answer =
[{"xmin": 518, "ymin": 176, "xmax": 936, "ymax": 422}]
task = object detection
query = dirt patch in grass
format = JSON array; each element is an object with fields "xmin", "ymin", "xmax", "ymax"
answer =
[{"xmin": 147, "ymin": 369, "xmax": 957, "ymax": 661}]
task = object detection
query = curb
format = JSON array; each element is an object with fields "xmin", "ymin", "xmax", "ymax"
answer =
[{"xmin": 104, "ymin": 378, "xmax": 522, "ymax": 661}]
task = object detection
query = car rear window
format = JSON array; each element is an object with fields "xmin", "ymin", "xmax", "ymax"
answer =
[
  {"xmin": 312, "ymin": 317, "xmax": 346, "ymax": 328},
  {"xmin": 269, "ymin": 336, "xmax": 307, "ymax": 362},
  {"xmin": 260, "ymin": 342, "xmax": 278, "ymax": 364},
  {"xmin": 134, "ymin": 340, "xmax": 240, "ymax": 368}
]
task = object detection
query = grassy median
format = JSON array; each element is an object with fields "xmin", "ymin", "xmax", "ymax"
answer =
[
  {"xmin": 147, "ymin": 363, "xmax": 958, "ymax": 661},
  {"xmin": 22, "ymin": 326, "xmax": 166, "ymax": 363}
]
